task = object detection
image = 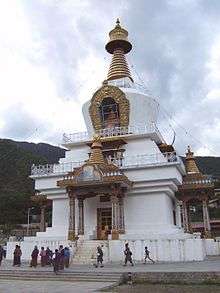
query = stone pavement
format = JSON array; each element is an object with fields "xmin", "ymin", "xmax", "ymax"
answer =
[
  {"xmin": 0, "ymin": 280, "xmax": 113, "ymax": 293},
  {"xmin": 1, "ymin": 256, "xmax": 220, "ymax": 273},
  {"xmin": 0, "ymin": 257, "xmax": 219, "ymax": 293}
]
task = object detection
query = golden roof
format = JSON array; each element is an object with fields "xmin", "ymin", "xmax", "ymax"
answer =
[
  {"xmin": 105, "ymin": 19, "xmax": 133, "ymax": 82},
  {"xmin": 88, "ymin": 135, "xmax": 106, "ymax": 164},
  {"xmin": 178, "ymin": 146, "xmax": 215, "ymax": 193},
  {"xmin": 57, "ymin": 136, "xmax": 132, "ymax": 189}
]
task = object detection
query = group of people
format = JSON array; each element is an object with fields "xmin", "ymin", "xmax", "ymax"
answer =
[
  {"xmin": 93, "ymin": 243, "xmax": 155, "ymax": 268},
  {"xmin": 30, "ymin": 245, "xmax": 71, "ymax": 274},
  {"xmin": 13, "ymin": 245, "xmax": 22, "ymax": 266},
  {"xmin": 124, "ymin": 243, "xmax": 155, "ymax": 266},
  {"xmin": 11, "ymin": 244, "xmax": 72, "ymax": 274},
  {"xmin": 9, "ymin": 243, "xmax": 154, "ymax": 271}
]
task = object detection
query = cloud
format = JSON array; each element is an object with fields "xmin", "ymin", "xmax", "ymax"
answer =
[{"xmin": 0, "ymin": 0, "xmax": 219, "ymax": 156}]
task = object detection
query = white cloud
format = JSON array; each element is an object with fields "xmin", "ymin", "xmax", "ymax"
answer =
[{"xmin": 0, "ymin": 0, "xmax": 219, "ymax": 156}]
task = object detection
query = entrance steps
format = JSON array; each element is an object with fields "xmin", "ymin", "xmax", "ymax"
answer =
[
  {"xmin": 0, "ymin": 270, "xmax": 121, "ymax": 283},
  {"xmin": 72, "ymin": 240, "xmax": 108, "ymax": 265}
]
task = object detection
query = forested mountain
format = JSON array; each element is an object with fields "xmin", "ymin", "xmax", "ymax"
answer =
[
  {"xmin": 0, "ymin": 138, "xmax": 219, "ymax": 226},
  {"xmin": 14, "ymin": 141, "xmax": 65, "ymax": 164}
]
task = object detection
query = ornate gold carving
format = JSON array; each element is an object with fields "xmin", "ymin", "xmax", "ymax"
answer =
[{"xmin": 89, "ymin": 85, "xmax": 129, "ymax": 131}]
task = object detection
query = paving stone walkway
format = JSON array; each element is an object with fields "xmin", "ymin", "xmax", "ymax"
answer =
[
  {"xmin": 1, "ymin": 256, "xmax": 220, "ymax": 273},
  {"xmin": 0, "ymin": 279, "xmax": 113, "ymax": 293},
  {"xmin": 0, "ymin": 257, "xmax": 219, "ymax": 293}
]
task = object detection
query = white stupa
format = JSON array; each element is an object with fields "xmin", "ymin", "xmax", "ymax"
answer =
[{"xmin": 7, "ymin": 20, "xmax": 206, "ymax": 262}]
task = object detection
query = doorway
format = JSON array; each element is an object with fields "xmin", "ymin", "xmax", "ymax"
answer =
[{"xmin": 97, "ymin": 208, "xmax": 112, "ymax": 240}]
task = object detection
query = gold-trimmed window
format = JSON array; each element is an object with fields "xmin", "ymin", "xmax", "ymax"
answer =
[
  {"xmin": 89, "ymin": 85, "xmax": 129, "ymax": 131},
  {"xmin": 99, "ymin": 97, "xmax": 120, "ymax": 129}
]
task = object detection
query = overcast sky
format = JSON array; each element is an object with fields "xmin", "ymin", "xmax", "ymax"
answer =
[{"xmin": 0, "ymin": 0, "xmax": 220, "ymax": 156}]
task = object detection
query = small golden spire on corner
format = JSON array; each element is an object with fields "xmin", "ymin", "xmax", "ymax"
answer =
[{"xmin": 185, "ymin": 146, "xmax": 200, "ymax": 174}]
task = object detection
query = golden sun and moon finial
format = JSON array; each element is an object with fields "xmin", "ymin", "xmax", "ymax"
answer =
[{"xmin": 106, "ymin": 18, "xmax": 133, "ymax": 82}]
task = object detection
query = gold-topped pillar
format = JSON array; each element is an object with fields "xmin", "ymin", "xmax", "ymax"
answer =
[
  {"xmin": 78, "ymin": 197, "xmax": 84, "ymax": 235},
  {"xmin": 118, "ymin": 195, "xmax": 125, "ymax": 233},
  {"xmin": 111, "ymin": 195, "xmax": 119, "ymax": 240},
  {"xmin": 68, "ymin": 189, "xmax": 76, "ymax": 241}
]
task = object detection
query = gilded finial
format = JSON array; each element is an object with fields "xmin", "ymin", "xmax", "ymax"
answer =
[
  {"xmin": 185, "ymin": 146, "xmax": 200, "ymax": 174},
  {"xmin": 105, "ymin": 20, "xmax": 133, "ymax": 82}
]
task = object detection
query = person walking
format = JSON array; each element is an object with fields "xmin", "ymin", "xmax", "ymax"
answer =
[
  {"xmin": 64, "ymin": 247, "xmax": 70, "ymax": 268},
  {"xmin": 144, "ymin": 246, "xmax": 155, "ymax": 264},
  {"xmin": 40, "ymin": 247, "xmax": 47, "ymax": 267},
  {"xmin": 46, "ymin": 247, "xmax": 53, "ymax": 265},
  {"xmin": 58, "ymin": 245, "xmax": 65, "ymax": 270},
  {"xmin": 123, "ymin": 243, "xmax": 134, "ymax": 266},
  {"xmin": 0, "ymin": 245, "xmax": 4, "ymax": 266},
  {"xmin": 13, "ymin": 245, "xmax": 22, "ymax": 267},
  {"xmin": 94, "ymin": 245, "xmax": 104, "ymax": 268},
  {"xmin": 30, "ymin": 246, "xmax": 39, "ymax": 267},
  {"xmin": 68, "ymin": 245, "xmax": 74, "ymax": 265},
  {"xmin": 52, "ymin": 249, "xmax": 60, "ymax": 274}
]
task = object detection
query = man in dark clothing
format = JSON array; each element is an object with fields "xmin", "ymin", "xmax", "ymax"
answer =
[
  {"xmin": 40, "ymin": 247, "xmax": 47, "ymax": 267},
  {"xmin": 13, "ymin": 245, "xmax": 22, "ymax": 267},
  {"xmin": 0, "ymin": 245, "xmax": 4, "ymax": 266},
  {"xmin": 52, "ymin": 249, "xmax": 60, "ymax": 274},
  {"xmin": 144, "ymin": 246, "xmax": 155, "ymax": 264},
  {"xmin": 30, "ymin": 246, "xmax": 39, "ymax": 267},
  {"xmin": 94, "ymin": 245, "xmax": 104, "ymax": 268},
  {"xmin": 46, "ymin": 247, "xmax": 53, "ymax": 265},
  {"xmin": 123, "ymin": 243, "xmax": 134, "ymax": 266},
  {"xmin": 58, "ymin": 245, "xmax": 65, "ymax": 270}
]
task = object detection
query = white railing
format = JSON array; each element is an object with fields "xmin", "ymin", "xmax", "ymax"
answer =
[
  {"xmin": 31, "ymin": 161, "xmax": 83, "ymax": 176},
  {"xmin": 31, "ymin": 152, "xmax": 180, "ymax": 176},
  {"xmin": 63, "ymin": 124, "xmax": 158, "ymax": 144}
]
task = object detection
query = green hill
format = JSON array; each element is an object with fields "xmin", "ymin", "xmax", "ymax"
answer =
[{"xmin": 0, "ymin": 139, "xmax": 48, "ymax": 225}]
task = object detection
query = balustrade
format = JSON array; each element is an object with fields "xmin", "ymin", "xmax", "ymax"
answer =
[
  {"xmin": 63, "ymin": 124, "xmax": 158, "ymax": 144},
  {"xmin": 31, "ymin": 152, "xmax": 180, "ymax": 177}
]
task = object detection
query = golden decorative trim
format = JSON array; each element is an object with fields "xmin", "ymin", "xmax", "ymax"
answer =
[
  {"xmin": 89, "ymin": 85, "xmax": 129, "ymax": 132},
  {"xmin": 68, "ymin": 230, "xmax": 76, "ymax": 241},
  {"xmin": 107, "ymin": 49, "xmax": 133, "ymax": 81}
]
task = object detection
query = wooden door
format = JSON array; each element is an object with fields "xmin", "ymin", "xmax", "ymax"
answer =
[{"xmin": 97, "ymin": 208, "xmax": 112, "ymax": 240}]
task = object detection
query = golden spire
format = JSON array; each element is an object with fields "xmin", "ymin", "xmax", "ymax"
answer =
[
  {"xmin": 89, "ymin": 135, "xmax": 105, "ymax": 164},
  {"xmin": 185, "ymin": 146, "xmax": 200, "ymax": 174},
  {"xmin": 105, "ymin": 19, "xmax": 133, "ymax": 82}
]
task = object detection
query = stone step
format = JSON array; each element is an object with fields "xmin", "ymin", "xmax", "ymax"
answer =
[
  {"xmin": 0, "ymin": 271, "xmax": 121, "ymax": 282},
  {"xmin": 72, "ymin": 240, "xmax": 108, "ymax": 264}
]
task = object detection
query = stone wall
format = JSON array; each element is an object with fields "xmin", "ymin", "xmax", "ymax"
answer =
[{"xmin": 109, "ymin": 239, "xmax": 206, "ymax": 262}]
